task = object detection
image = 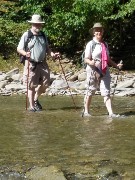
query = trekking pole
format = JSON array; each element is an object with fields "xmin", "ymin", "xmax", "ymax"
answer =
[
  {"xmin": 26, "ymin": 52, "xmax": 30, "ymax": 110},
  {"xmin": 112, "ymin": 60, "xmax": 123, "ymax": 100},
  {"xmin": 57, "ymin": 57, "xmax": 77, "ymax": 111}
]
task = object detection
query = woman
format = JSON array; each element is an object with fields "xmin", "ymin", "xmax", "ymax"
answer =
[{"xmin": 82, "ymin": 22, "xmax": 122, "ymax": 118}]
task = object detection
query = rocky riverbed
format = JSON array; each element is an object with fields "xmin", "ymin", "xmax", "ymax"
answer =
[
  {"xmin": 0, "ymin": 58, "xmax": 135, "ymax": 179},
  {"xmin": 0, "ymin": 59, "xmax": 135, "ymax": 97}
]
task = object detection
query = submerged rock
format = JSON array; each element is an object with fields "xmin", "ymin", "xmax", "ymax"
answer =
[{"xmin": 26, "ymin": 166, "xmax": 66, "ymax": 180}]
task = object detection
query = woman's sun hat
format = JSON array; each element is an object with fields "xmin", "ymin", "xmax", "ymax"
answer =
[
  {"xmin": 27, "ymin": 14, "xmax": 45, "ymax": 24},
  {"xmin": 89, "ymin": 22, "xmax": 104, "ymax": 35}
]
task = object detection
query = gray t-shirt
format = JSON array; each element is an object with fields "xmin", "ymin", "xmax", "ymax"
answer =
[{"xmin": 17, "ymin": 30, "xmax": 48, "ymax": 62}]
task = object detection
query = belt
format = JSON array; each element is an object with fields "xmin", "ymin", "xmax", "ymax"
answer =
[{"xmin": 30, "ymin": 61, "xmax": 43, "ymax": 71}]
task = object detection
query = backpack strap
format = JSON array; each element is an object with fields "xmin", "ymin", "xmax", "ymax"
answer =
[
  {"xmin": 91, "ymin": 40, "xmax": 97, "ymax": 53},
  {"xmin": 40, "ymin": 31, "xmax": 46, "ymax": 42},
  {"xmin": 24, "ymin": 30, "xmax": 47, "ymax": 51},
  {"xmin": 24, "ymin": 30, "xmax": 33, "ymax": 51},
  {"xmin": 81, "ymin": 40, "xmax": 97, "ymax": 68}
]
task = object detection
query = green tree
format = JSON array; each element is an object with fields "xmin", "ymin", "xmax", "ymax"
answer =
[{"xmin": 1, "ymin": 0, "xmax": 135, "ymax": 68}]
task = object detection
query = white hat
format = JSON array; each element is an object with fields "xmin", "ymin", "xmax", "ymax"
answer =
[
  {"xmin": 89, "ymin": 22, "xmax": 104, "ymax": 35},
  {"xmin": 92, "ymin": 22, "xmax": 103, "ymax": 29},
  {"xmin": 27, "ymin": 14, "xmax": 45, "ymax": 24}
]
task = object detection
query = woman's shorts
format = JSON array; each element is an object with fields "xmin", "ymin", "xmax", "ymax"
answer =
[{"xmin": 85, "ymin": 68, "xmax": 111, "ymax": 97}]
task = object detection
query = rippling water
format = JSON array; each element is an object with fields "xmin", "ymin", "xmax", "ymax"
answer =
[{"xmin": 0, "ymin": 95, "xmax": 135, "ymax": 179}]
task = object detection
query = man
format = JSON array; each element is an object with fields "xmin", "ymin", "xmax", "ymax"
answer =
[{"xmin": 17, "ymin": 14, "xmax": 59, "ymax": 112}]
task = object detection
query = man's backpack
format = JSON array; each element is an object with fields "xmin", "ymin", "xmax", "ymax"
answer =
[
  {"xmin": 19, "ymin": 30, "xmax": 46, "ymax": 64},
  {"xmin": 81, "ymin": 40, "xmax": 97, "ymax": 68}
]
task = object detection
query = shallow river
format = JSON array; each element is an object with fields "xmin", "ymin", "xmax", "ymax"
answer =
[{"xmin": 0, "ymin": 95, "xmax": 135, "ymax": 179}]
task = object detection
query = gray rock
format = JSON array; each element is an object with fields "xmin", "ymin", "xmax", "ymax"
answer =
[
  {"xmin": 115, "ymin": 87, "xmax": 133, "ymax": 91},
  {"xmin": 116, "ymin": 79, "xmax": 135, "ymax": 89},
  {"xmin": 0, "ymin": 88, "xmax": 12, "ymax": 96},
  {"xmin": 0, "ymin": 80, "xmax": 8, "ymax": 88},
  {"xmin": 0, "ymin": 74, "xmax": 8, "ymax": 81},
  {"xmin": 78, "ymin": 72, "xmax": 86, "ymax": 81},
  {"xmin": 68, "ymin": 69, "xmax": 85, "ymax": 81},
  {"xmin": 11, "ymin": 73, "xmax": 22, "ymax": 81},
  {"xmin": 77, "ymin": 81, "xmax": 86, "ymax": 90},
  {"xmin": 51, "ymin": 79, "xmax": 68, "ymax": 89},
  {"xmin": 6, "ymin": 68, "xmax": 19, "ymax": 77},
  {"xmin": 115, "ymin": 88, "xmax": 135, "ymax": 96},
  {"xmin": 26, "ymin": 166, "xmax": 66, "ymax": 180},
  {"xmin": 5, "ymin": 83, "xmax": 26, "ymax": 91},
  {"xmin": 68, "ymin": 74, "xmax": 78, "ymax": 81}
]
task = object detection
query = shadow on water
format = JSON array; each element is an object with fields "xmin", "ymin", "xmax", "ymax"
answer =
[
  {"xmin": 0, "ymin": 95, "xmax": 135, "ymax": 179},
  {"xmin": 123, "ymin": 110, "xmax": 135, "ymax": 116}
]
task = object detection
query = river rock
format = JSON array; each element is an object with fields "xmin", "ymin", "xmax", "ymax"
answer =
[
  {"xmin": 0, "ymin": 80, "xmax": 8, "ymax": 88},
  {"xmin": 26, "ymin": 166, "xmax": 66, "ymax": 180},
  {"xmin": 68, "ymin": 69, "xmax": 84, "ymax": 81},
  {"xmin": 78, "ymin": 72, "xmax": 86, "ymax": 81},
  {"xmin": 51, "ymin": 79, "xmax": 68, "ymax": 89},
  {"xmin": 0, "ymin": 74, "xmax": 8, "ymax": 81},
  {"xmin": 6, "ymin": 68, "xmax": 19, "ymax": 77},
  {"xmin": 50, "ymin": 73, "xmax": 61, "ymax": 82},
  {"xmin": 115, "ymin": 88, "xmax": 135, "ymax": 96},
  {"xmin": 77, "ymin": 81, "xmax": 86, "ymax": 90},
  {"xmin": 0, "ymin": 66, "xmax": 135, "ymax": 97},
  {"xmin": 68, "ymin": 73, "xmax": 78, "ymax": 81},
  {"xmin": 116, "ymin": 78, "xmax": 135, "ymax": 88},
  {"xmin": 11, "ymin": 73, "xmax": 22, "ymax": 81},
  {"xmin": 5, "ymin": 83, "xmax": 26, "ymax": 91}
]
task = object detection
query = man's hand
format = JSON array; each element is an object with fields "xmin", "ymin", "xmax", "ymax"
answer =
[
  {"xmin": 25, "ymin": 51, "xmax": 31, "ymax": 58},
  {"xmin": 51, "ymin": 52, "xmax": 60, "ymax": 60}
]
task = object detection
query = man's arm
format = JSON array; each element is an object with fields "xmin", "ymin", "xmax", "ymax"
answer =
[
  {"xmin": 17, "ymin": 32, "xmax": 31, "ymax": 58},
  {"xmin": 46, "ymin": 44, "xmax": 60, "ymax": 59}
]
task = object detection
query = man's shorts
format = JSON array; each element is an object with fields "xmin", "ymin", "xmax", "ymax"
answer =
[
  {"xmin": 85, "ymin": 67, "xmax": 111, "ymax": 97},
  {"xmin": 23, "ymin": 60, "xmax": 50, "ymax": 90}
]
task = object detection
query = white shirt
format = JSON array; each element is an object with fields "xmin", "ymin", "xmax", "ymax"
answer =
[{"xmin": 85, "ymin": 37, "xmax": 109, "ymax": 71}]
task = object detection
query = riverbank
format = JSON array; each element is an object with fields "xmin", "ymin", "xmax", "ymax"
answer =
[{"xmin": 0, "ymin": 58, "xmax": 135, "ymax": 97}]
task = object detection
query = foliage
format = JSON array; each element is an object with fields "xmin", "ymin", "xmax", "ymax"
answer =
[
  {"xmin": 0, "ymin": 0, "xmax": 135, "ymax": 69},
  {"xmin": 0, "ymin": 17, "xmax": 29, "ymax": 56}
]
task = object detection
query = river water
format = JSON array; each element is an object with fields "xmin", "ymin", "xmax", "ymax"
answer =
[{"xmin": 0, "ymin": 95, "xmax": 135, "ymax": 179}]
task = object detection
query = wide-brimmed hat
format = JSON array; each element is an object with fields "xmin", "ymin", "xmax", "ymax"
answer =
[
  {"xmin": 89, "ymin": 22, "xmax": 104, "ymax": 35},
  {"xmin": 27, "ymin": 14, "xmax": 45, "ymax": 24},
  {"xmin": 92, "ymin": 22, "xmax": 103, "ymax": 29}
]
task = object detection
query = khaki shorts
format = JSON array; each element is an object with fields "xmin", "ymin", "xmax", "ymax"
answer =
[
  {"xmin": 85, "ymin": 67, "xmax": 111, "ymax": 96},
  {"xmin": 23, "ymin": 60, "xmax": 50, "ymax": 91}
]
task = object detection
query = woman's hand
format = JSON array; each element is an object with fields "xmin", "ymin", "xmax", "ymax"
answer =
[
  {"xmin": 90, "ymin": 59, "xmax": 95, "ymax": 66},
  {"xmin": 117, "ymin": 60, "xmax": 123, "ymax": 70}
]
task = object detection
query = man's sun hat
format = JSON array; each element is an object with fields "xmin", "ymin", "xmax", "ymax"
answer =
[
  {"xmin": 27, "ymin": 14, "xmax": 45, "ymax": 24},
  {"xmin": 92, "ymin": 22, "xmax": 103, "ymax": 29}
]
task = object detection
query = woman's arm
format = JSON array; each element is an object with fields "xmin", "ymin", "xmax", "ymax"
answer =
[{"xmin": 108, "ymin": 58, "xmax": 123, "ymax": 69}]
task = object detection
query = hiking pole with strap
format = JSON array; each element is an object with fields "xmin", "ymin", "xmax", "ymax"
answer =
[
  {"xmin": 57, "ymin": 57, "xmax": 77, "ymax": 111},
  {"xmin": 26, "ymin": 51, "xmax": 30, "ymax": 110},
  {"xmin": 112, "ymin": 60, "xmax": 123, "ymax": 100}
]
